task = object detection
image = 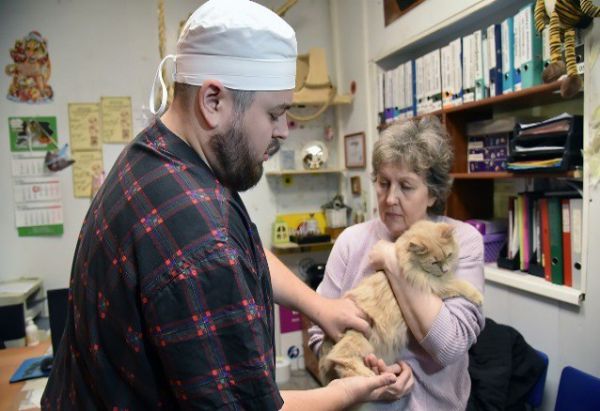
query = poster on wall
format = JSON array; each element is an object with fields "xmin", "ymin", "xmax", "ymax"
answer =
[
  {"xmin": 8, "ymin": 116, "xmax": 58, "ymax": 152},
  {"xmin": 68, "ymin": 103, "xmax": 101, "ymax": 151},
  {"xmin": 101, "ymin": 96, "xmax": 133, "ymax": 143},
  {"xmin": 8, "ymin": 120, "xmax": 64, "ymax": 236},
  {"xmin": 5, "ymin": 31, "xmax": 54, "ymax": 104},
  {"xmin": 71, "ymin": 150, "xmax": 104, "ymax": 198}
]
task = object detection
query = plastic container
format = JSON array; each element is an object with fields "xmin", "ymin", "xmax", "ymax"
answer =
[
  {"xmin": 483, "ymin": 232, "xmax": 507, "ymax": 263},
  {"xmin": 25, "ymin": 317, "xmax": 39, "ymax": 346},
  {"xmin": 275, "ymin": 356, "xmax": 291, "ymax": 385}
]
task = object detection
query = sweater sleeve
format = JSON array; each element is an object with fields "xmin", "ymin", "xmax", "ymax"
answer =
[
  {"xmin": 418, "ymin": 222, "xmax": 486, "ymax": 366},
  {"xmin": 307, "ymin": 230, "xmax": 351, "ymax": 354}
]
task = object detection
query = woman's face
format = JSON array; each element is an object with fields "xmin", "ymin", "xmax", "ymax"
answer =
[{"xmin": 375, "ymin": 162, "xmax": 436, "ymax": 239}]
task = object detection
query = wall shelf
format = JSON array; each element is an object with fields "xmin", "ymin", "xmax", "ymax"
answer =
[
  {"xmin": 484, "ymin": 264, "xmax": 584, "ymax": 306},
  {"xmin": 272, "ymin": 241, "xmax": 335, "ymax": 255},
  {"xmin": 377, "ymin": 81, "xmax": 582, "ymax": 131},
  {"xmin": 451, "ymin": 170, "xmax": 582, "ymax": 180},
  {"xmin": 265, "ymin": 169, "xmax": 344, "ymax": 176}
]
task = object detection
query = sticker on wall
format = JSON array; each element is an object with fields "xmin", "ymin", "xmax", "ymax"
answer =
[
  {"xmin": 8, "ymin": 116, "xmax": 58, "ymax": 152},
  {"xmin": 68, "ymin": 103, "xmax": 101, "ymax": 151},
  {"xmin": 101, "ymin": 96, "xmax": 133, "ymax": 143},
  {"xmin": 5, "ymin": 31, "xmax": 54, "ymax": 104},
  {"xmin": 72, "ymin": 150, "xmax": 104, "ymax": 198}
]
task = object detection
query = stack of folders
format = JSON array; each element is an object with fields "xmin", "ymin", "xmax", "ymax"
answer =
[
  {"xmin": 503, "ymin": 192, "xmax": 583, "ymax": 288},
  {"xmin": 466, "ymin": 117, "xmax": 531, "ymax": 173},
  {"xmin": 507, "ymin": 113, "xmax": 583, "ymax": 172}
]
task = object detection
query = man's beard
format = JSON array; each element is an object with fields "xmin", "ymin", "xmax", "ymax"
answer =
[{"xmin": 209, "ymin": 122, "xmax": 280, "ymax": 192}]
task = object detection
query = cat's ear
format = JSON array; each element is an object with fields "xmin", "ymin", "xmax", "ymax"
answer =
[
  {"xmin": 408, "ymin": 241, "xmax": 428, "ymax": 255},
  {"xmin": 439, "ymin": 223, "xmax": 454, "ymax": 240}
]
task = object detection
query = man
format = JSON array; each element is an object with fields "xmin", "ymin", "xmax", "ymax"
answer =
[{"xmin": 42, "ymin": 1, "xmax": 412, "ymax": 409}]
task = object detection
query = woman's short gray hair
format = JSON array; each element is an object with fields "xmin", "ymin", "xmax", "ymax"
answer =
[{"xmin": 372, "ymin": 116, "xmax": 454, "ymax": 215}]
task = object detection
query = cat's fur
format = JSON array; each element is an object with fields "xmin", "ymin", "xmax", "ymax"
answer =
[{"xmin": 318, "ymin": 220, "xmax": 483, "ymax": 384}]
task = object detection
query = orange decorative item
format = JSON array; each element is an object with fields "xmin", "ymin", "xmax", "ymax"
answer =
[{"xmin": 5, "ymin": 31, "xmax": 54, "ymax": 104}]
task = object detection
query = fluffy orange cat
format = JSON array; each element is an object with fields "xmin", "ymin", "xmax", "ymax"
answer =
[{"xmin": 319, "ymin": 220, "xmax": 483, "ymax": 383}]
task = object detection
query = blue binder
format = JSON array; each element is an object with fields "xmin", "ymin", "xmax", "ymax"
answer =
[
  {"xmin": 487, "ymin": 24, "xmax": 503, "ymax": 96},
  {"xmin": 502, "ymin": 17, "xmax": 515, "ymax": 93}
]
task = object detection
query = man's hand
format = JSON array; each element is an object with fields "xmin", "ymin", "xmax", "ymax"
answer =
[
  {"xmin": 368, "ymin": 240, "xmax": 398, "ymax": 275},
  {"xmin": 364, "ymin": 354, "xmax": 414, "ymax": 401},
  {"xmin": 313, "ymin": 296, "xmax": 370, "ymax": 342}
]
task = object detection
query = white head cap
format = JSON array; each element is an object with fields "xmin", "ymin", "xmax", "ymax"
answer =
[{"xmin": 150, "ymin": 0, "xmax": 297, "ymax": 115}]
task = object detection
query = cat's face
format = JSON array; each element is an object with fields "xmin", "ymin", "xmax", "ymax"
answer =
[{"xmin": 404, "ymin": 221, "xmax": 458, "ymax": 277}]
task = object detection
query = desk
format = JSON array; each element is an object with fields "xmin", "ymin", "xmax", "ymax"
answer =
[{"xmin": 0, "ymin": 340, "xmax": 49, "ymax": 411}]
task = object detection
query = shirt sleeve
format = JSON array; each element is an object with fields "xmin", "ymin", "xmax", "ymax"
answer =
[
  {"xmin": 142, "ymin": 242, "xmax": 283, "ymax": 411},
  {"xmin": 307, "ymin": 234, "xmax": 350, "ymax": 355},
  {"xmin": 418, "ymin": 223, "xmax": 486, "ymax": 366}
]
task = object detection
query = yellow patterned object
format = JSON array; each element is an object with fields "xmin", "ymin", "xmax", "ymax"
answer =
[{"xmin": 276, "ymin": 212, "xmax": 328, "ymax": 234}]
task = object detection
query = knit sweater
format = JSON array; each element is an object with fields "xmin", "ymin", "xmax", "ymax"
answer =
[{"xmin": 308, "ymin": 216, "xmax": 485, "ymax": 411}]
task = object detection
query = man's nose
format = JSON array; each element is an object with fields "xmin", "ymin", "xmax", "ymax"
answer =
[{"xmin": 274, "ymin": 116, "xmax": 289, "ymax": 140}]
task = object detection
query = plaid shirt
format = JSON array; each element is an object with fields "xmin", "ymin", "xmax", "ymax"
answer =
[{"xmin": 42, "ymin": 120, "xmax": 283, "ymax": 410}]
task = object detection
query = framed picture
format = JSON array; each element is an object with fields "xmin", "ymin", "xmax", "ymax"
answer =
[
  {"xmin": 344, "ymin": 132, "xmax": 366, "ymax": 169},
  {"xmin": 350, "ymin": 176, "xmax": 362, "ymax": 195},
  {"xmin": 384, "ymin": 0, "xmax": 426, "ymax": 26}
]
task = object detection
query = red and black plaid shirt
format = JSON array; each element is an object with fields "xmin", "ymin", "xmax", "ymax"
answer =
[{"xmin": 42, "ymin": 120, "xmax": 283, "ymax": 410}]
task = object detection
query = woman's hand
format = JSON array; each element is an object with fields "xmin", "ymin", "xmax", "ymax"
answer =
[
  {"xmin": 369, "ymin": 240, "xmax": 399, "ymax": 276},
  {"xmin": 364, "ymin": 354, "xmax": 414, "ymax": 401},
  {"xmin": 314, "ymin": 296, "xmax": 371, "ymax": 342}
]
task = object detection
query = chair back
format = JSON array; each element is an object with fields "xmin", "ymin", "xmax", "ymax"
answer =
[
  {"xmin": 0, "ymin": 304, "xmax": 26, "ymax": 348},
  {"xmin": 555, "ymin": 366, "xmax": 600, "ymax": 411},
  {"xmin": 527, "ymin": 350, "xmax": 549, "ymax": 409}
]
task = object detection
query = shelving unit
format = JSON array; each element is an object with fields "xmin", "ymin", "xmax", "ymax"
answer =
[
  {"xmin": 272, "ymin": 240, "xmax": 335, "ymax": 255},
  {"xmin": 375, "ymin": 81, "xmax": 586, "ymax": 305},
  {"xmin": 265, "ymin": 168, "xmax": 344, "ymax": 176},
  {"xmin": 441, "ymin": 82, "xmax": 585, "ymax": 305}
]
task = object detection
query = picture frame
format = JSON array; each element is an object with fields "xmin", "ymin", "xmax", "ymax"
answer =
[
  {"xmin": 344, "ymin": 132, "xmax": 366, "ymax": 169},
  {"xmin": 384, "ymin": 0, "xmax": 426, "ymax": 26},
  {"xmin": 350, "ymin": 176, "xmax": 362, "ymax": 195}
]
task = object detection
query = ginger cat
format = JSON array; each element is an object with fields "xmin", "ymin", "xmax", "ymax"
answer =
[{"xmin": 319, "ymin": 220, "xmax": 483, "ymax": 384}]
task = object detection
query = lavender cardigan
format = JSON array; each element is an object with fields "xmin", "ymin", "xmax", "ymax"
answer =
[{"xmin": 308, "ymin": 216, "xmax": 485, "ymax": 411}]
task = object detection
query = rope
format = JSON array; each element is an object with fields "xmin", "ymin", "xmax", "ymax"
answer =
[{"xmin": 286, "ymin": 88, "xmax": 336, "ymax": 122}]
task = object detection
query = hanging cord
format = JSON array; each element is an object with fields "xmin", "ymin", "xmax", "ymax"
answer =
[
  {"xmin": 151, "ymin": 0, "xmax": 174, "ymax": 115},
  {"xmin": 286, "ymin": 87, "xmax": 336, "ymax": 122}
]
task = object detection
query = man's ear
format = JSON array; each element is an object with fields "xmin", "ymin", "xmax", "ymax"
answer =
[{"xmin": 197, "ymin": 80, "xmax": 226, "ymax": 129}]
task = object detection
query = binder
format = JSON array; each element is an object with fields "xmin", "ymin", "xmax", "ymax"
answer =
[
  {"xmin": 473, "ymin": 30, "xmax": 485, "ymax": 100},
  {"xmin": 547, "ymin": 197, "xmax": 564, "ymax": 285},
  {"xmin": 501, "ymin": 17, "xmax": 515, "ymax": 93},
  {"xmin": 513, "ymin": 10, "xmax": 523, "ymax": 90},
  {"xmin": 542, "ymin": 26, "xmax": 551, "ymax": 69},
  {"xmin": 570, "ymin": 198, "xmax": 583, "ymax": 289},
  {"xmin": 561, "ymin": 198, "xmax": 573, "ymax": 287},
  {"xmin": 428, "ymin": 49, "xmax": 442, "ymax": 112},
  {"xmin": 463, "ymin": 33, "xmax": 476, "ymax": 103},
  {"xmin": 377, "ymin": 70, "xmax": 385, "ymax": 124},
  {"xmin": 384, "ymin": 70, "xmax": 394, "ymax": 123},
  {"xmin": 482, "ymin": 30, "xmax": 490, "ymax": 99},
  {"xmin": 441, "ymin": 43, "xmax": 453, "ymax": 108},
  {"xmin": 487, "ymin": 24, "xmax": 503, "ymax": 96},
  {"xmin": 517, "ymin": 195, "xmax": 527, "ymax": 270},
  {"xmin": 415, "ymin": 56, "xmax": 426, "ymax": 115},
  {"xmin": 516, "ymin": 4, "xmax": 543, "ymax": 90},
  {"xmin": 409, "ymin": 60, "xmax": 417, "ymax": 117},
  {"xmin": 539, "ymin": 198, "xmax": 552, "ymax": 281},
  {"xmin": 442, "ymin": 39, "xmax": 462, "ymax": 108}
]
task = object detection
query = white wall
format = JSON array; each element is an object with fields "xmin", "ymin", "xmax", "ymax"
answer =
[
  {"xmin": 0, "ymin": 0, "xmax": 338, "ymax": 290},
  {"xmin": 331, "ymin": 1, "xmax": 600, "ymax": 410}
]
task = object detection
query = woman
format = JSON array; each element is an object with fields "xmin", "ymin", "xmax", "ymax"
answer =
[{"xmin": 309, "ymin": 116, "xmax": 485, "ymax": 410}]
